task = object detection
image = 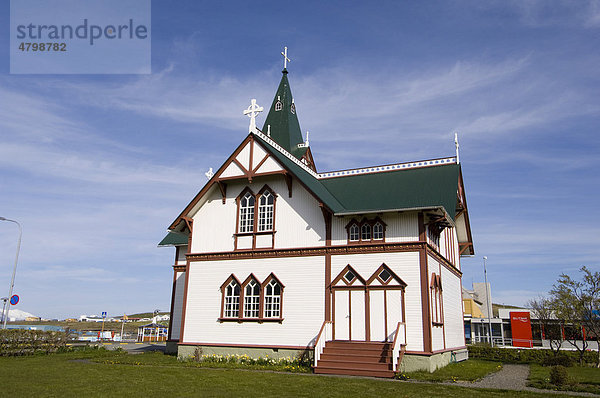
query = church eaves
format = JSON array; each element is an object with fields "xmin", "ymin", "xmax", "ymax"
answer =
[{"xmin": 261, "ymin": 69, "xmax": 306, "ymax": 159}]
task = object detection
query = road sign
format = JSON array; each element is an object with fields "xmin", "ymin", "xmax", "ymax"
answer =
[
  {"xmin": 10, "ymin": 295, "xmax": 19, "ymax": 305},
  {"xmin": 102, "ymin": 311, "xmax": 107, "ymax": 318}
]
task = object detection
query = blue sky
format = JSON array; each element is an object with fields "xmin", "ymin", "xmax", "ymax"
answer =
[{"xmin": 0, "ymin": 0, "xmax": 598, "ymax": 318}]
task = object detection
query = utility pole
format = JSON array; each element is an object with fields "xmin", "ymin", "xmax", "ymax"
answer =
[{"xmin": 483, "ymin": 256, "xmax": 493, "ymax": 346}]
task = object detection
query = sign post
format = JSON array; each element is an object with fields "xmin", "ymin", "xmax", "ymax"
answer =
[{"xmin": 100, "ymin": 311, "xmax": 107, "ymax": 341}]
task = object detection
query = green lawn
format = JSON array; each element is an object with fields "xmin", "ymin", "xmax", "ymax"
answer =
[
  {"xmin": 0, "ymin": 350, "xmax": 573, "ymax": 397},
  {"xmin": 529, "ymin": 364, "xmax": 600, "ymax": 394},
  {"xmin": 404, "ymin": 359, "xmax": 502, "ymax": 382}
]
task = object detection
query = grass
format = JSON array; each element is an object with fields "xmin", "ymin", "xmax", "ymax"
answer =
[
  {"xmin": 528, "ymin": 364, "xmax": 600, "ymax": 394},
  {"xmin": 0, "ymin": 349, "xmax": 570, "ymax": 397},
  {"xmin": 95, "ymin": 350, "xmax": 312, "ymax": 373},
  {"xmin": 402, "ymin": 359, "xmax": 502, "ymax": 382}
]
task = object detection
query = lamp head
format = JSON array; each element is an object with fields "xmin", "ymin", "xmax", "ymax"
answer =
[{"xmin": 483, "ymin": 256, "xmax": 488, "ymax": 260}]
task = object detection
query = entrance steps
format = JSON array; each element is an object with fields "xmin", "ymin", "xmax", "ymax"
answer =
[{"xmin": 315, "ymin": 340, "xmax": 401, "ymax": 378}]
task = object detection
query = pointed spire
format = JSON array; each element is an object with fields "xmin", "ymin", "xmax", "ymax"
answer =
[{"xmin": 261, "ymin": 68, "xmax": 305, "ymax": 158}]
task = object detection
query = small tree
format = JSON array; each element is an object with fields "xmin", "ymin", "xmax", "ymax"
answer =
[
  {"xmin": 550, "ymin": 266, "xmax": 599, "ymax": 366},
  {"xmin": 527, "ymin": 295, "xmax": 562, "ymax": 356}
]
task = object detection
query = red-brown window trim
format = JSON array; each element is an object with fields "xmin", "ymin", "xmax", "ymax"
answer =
[
  {"xmin": 345, "ymin": 217, "xmax": 387, "ymax": 244},
  {"xmin": 430, "ymin": 272, "xmax": 443, "ymax": 326},
  {"xmin": 234, "ymin": 185, "xmax": 277, "ymax": 250},
  {"xmin": 220, "ymin": 274, "xmax": 242, "ymax": 320},
  {"xmin": 262, "ymin": 273, "xmax": 285, "ymax": 320},
  {"xmin": 241, "ymin": 274, "xmax": 261, "ymax": 319},
  {"xmin": 218, "ymin": 272, "xmax": 285, "ymax": 323}
]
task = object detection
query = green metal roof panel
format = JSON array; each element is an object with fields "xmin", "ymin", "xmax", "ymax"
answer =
[
  {"xmin": 255, "ymin": 134, "xmax": 459, "ymax": 218},
  {"xmin": 158, "ymin": 231, "xmax": 188, "ymax": 246},
  {"xmin": 320, "ymin": 164, "xmax": 460, "ymax": 219}
]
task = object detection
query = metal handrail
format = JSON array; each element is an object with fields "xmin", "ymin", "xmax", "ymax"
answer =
[
  {"xmin": 313, "ymin": 320, "xmax": 332, "ymax": 367},
  {"xmin": 391, "ymin": 321, "xmax": 406, "ymax": 372}
]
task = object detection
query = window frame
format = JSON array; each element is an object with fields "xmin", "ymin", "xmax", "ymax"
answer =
[
  {"xmin": 430, "ymin": 273, "xmax": 444, "ymax": 327},
  {"xmin": 219, "ymin": 273, "xmax": 285, "ymax": 323},
  {"xmin": 345, "ymin": 217, "xmax": 387, "ymax": 244},
  {"xmin": 262, "ymin": 273, "xmax": 285, "ymax": 320},
  {"xmin": 234, "ymin": 185, "xmax": 277, "ymax": 250},
  {"xmin": 219, "ymin": 274, "xmax": 242, "ymax": 320},
  {"xmin": 241, "ymin": 274, "xmax": 262, "ymax": 320}
]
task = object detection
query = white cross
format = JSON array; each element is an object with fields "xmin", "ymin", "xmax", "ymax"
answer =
[
  {"xmin": 243, "ymin": 99, "xmax": 263, "ymax": 133},
  {"xmin": 281, "ymin": 46, "xmax": 291, "ymax": 69},
  {"xmin": 454, "ymin": 132, "xmax": 460, "ymax": 164}
]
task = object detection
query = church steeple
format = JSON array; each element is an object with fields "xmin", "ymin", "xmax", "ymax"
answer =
[{"xmin": 261, "ymin": 54, "xmax": 305, "ymax": 159}]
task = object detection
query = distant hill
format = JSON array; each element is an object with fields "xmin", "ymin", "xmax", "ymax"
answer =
[
  {"xmin": 127, "ymin": 312, "xmax": 169, "ymax": 319},
  {"xmin": 2, "ymin": 309, "xmax": 37, "ymax": 321}
]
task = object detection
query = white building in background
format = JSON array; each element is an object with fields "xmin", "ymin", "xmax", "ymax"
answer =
[{"xmin": 160, "ymin": 55, "xmax": 475, "ymax": 376}]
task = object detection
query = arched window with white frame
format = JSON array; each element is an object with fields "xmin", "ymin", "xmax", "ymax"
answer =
[
  {"xmin": 239, "ymin": 191, "xmax": 255, "ymax": 233},
  {"xmin": 373, "ymin": 222, "xmax": 384, "ymax": 240},
  {"xmin": 243, "ymin": 279, "xmax": 260, "ymax": 318},
  {"xmin": 361, "ymin": 223, "xmax": 371, "ymax": 241},
  {"xmin": 223, "ymin": 279, "xmax": 240, "ymax": 318},
  {"xmin": 257, "ymin": 190, "xmax": 274, "ymax": 232},
  {"xmin": 263, "ymin": 277, "xmax": 283, "ymax": 318},
  {"xmin": 349, "ymin": 223, "xmax": 359, "ymax": 241}
]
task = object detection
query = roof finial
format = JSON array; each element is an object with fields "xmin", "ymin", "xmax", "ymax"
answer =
[
  {"xmin": 204, "ymin": 168, "xmax": 214, "ymax": 180},
  {"xmin": 297, "ymin": 131, "xmax": 310, "ymax": 148},
  {"xmin": 281, "ymin": 46, "xmax": 291, "ymax": 70},
  {"xmin": 243, "ymin": 99, "xmax": 263, "ymax": 133},
  {"xmin": 454, "ymin": 132, "xmax": 460, "ymax": 164}
]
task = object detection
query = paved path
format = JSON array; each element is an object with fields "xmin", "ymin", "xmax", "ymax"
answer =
[{"xmin": 453, "ymin": 364, "xmax": 597, "ymax": 397}]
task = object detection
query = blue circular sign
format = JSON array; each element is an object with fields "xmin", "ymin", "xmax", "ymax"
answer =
[{"xmin": 10, "ymin": 295, "xmax": 19, "ymax": 305}]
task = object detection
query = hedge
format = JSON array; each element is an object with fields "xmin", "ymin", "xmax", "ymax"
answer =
[
  {"xmin": 468, "ymin": 344, "xmax": 597, "ymax": 365},
  {"xmin": 0, "ymin": 329, "xmax": 69, "ymax": 356}
]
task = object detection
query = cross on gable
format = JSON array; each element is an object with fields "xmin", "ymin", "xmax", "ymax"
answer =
[
  {"xmin": 281, "ymin": 46, "xmax": 291, "ymax": 69},
  {"xmin": 243, "ymin": 99, "xmax": 263, "ymax": 133}
]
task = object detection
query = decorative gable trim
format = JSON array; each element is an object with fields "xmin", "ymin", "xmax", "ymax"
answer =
[
  {"xmin": 331, "ymin": 265, "xmax": 366, "ymax": 288},
  {"xmin": 366, "ymin": 263, "xmax": 407, "ymax": 288}
]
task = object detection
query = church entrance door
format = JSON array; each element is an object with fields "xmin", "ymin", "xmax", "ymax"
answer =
[{"xmin": 333, "ymin": 288, "xmax": 366, "ymax": 341}]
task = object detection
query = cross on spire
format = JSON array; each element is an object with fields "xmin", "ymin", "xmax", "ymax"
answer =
[
  {"xmin": 243, "ymin": 99, "xmax": 263, "ymax": 133},
  {"xmin": 281, "ymin": 46, "xmax": 291, "ymax": 69}
]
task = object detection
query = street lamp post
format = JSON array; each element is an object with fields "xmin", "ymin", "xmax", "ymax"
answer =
[
  {"xmin": 1, "ymin": 217, "xmax": 22, "ymax": 329},
  {"xmin": 483, "ymin": 256, "xmax": 493, "ymax": 346}
]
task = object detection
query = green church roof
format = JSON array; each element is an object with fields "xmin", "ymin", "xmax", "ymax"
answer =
[
  {"xmin": 254, "ymin": 133, "xmax": 460, "ymax": 220},
  {"xmin": 158, "ymin": 230, "xmax": 188, "ymax": 247},
  {"xmin": 261, "ymin": 70, "xmax": 306, "ymax": 159}
]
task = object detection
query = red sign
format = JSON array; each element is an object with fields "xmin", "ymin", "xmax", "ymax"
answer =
[{"xmin": 510, "ymin": 311, "xmax": 533, "ymax": 348}]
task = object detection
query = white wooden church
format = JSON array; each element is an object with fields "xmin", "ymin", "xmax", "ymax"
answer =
[{"xmin": 160, "ymin": 50, "xmax": 474, "ymax": 376}]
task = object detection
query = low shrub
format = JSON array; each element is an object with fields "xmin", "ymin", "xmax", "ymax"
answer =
[
  {"xmin": 542, "ymin": 354, "xmax": 573, "ymax": 367},
  {"xmin": 0, "ymin": 329, "xmax": 68, "ymax": 356},
  {"xmin": 550, "ymin": 365, "xmax": 573, "ymax": 386},
  {"xmin": 468, "ymin": 344, "xmax": 596, "ymax": 365}
]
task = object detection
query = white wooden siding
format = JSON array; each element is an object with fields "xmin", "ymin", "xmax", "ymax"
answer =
[
  {"xmin": 331, "ymin": 212, "xmax": 419, "ymax": 246},
  {"xmin": 170, "ymin": 271, "xmax": 186, "ymax": 340},
  {"xmin": 251, "ymin": 143, "xmax": 268, "ymax": 169},
  {"xmin": 190, "ymin": 176, "xmax": 325, "ymax": 253},
  {"xmin": 182, "ymin": 256, "xmax": 325, "ymax": 347},
  {"xmin": 221, "ymin": 162, "xmax": 245, "ymax": 178},
  {"xmin": 237, "ymin": 142, "xmax": 251, "ymax": 170},
  {"xmin": 428, "ymin": 255, "xmax": 444, "ymax": 352},
  {"xmin": 256, "ymin": 156, "xmax": 283, "ymax": 174},
  {"xmin": 330, "ymin": 252, "xmax": 423, "ymax": 352},
  {"xmin": 441, "ymin": 266, "xmax": 465, "ymax": 349}
]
